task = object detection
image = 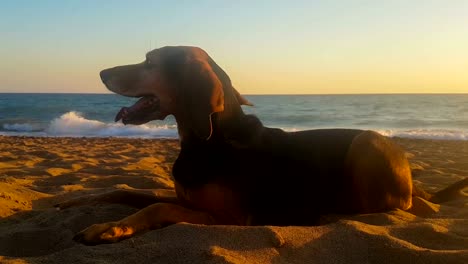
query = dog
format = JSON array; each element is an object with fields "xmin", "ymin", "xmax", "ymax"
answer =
[{"xmin": 57, "ymin": 46, "xmax": 467, "ymax": 245}]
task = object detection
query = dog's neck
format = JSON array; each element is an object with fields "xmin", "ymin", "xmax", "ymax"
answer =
[{"xmin": 176, "ymin": 98, "xmax": 262, "ymax": 147}]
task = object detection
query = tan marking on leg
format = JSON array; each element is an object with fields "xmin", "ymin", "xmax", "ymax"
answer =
[{"xmin": 73, "ymin": 203, "xmax": 215, "ymax": 245}]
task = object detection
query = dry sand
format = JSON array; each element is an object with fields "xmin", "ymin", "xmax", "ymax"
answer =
[{"xmin": 0, "ymin": 135, "xmax": 466, "ymax": 263}]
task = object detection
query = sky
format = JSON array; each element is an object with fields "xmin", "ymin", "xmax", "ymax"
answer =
[{"xmin": 1, "ymin": 0, "xmax": 467, "ymax": 94}]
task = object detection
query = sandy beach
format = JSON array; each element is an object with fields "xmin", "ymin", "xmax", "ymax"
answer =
[{"xmin": 0, "ymin": 135, "xmax": 466, "ymax": 263}]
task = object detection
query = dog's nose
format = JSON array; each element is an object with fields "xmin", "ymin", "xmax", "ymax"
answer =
[{"xmin": 99, "ymin": 69, "xmax": 112, "ymax": 83}]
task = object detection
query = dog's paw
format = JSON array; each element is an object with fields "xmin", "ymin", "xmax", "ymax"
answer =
[{"xmin": 73, "ymin": 222, "xmax": 134, "ymax": 245}]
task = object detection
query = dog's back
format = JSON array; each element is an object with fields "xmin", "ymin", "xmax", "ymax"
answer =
[{"xmin": 240, "ymin": 127, "xmax": 365, "ymax": 225}]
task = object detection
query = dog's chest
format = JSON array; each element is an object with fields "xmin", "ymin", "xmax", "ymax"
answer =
[
  {"xmin": 172, "ymin": 144, "xmax": 249, "ymax": 186},
  {"xmin": 175, "ymin": 182, "xmax": 247, "ymax": 225}
]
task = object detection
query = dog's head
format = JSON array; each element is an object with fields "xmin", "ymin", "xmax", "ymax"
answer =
[{"xmin": 100, "ymin": 46, "xmax": 251, "ymax": 140}]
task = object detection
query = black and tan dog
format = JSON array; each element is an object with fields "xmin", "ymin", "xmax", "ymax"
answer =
[{"xmin": 57, "ymin": 46, "xmax": 467, "ymax": 245}]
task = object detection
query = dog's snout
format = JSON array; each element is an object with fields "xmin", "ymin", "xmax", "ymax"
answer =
[{"xmin": 100, "ymin": 69, "xmax": 112, "ymax": 83}]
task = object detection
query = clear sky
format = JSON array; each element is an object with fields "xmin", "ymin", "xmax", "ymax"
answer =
[{"xmin": 1, "ymin": 0, "xmax": 467, "ymax": 94}]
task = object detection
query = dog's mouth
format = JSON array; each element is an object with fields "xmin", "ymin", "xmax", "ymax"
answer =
[{"xmin": 115, "ymin": 96, "xmax": 164, "ymax": 125}]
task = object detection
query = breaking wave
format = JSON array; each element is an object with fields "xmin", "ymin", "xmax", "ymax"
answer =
[
  {"xmin": 2, "ymin": 111, "xmax": 468, "ymax": 141},
  {"xmin": 1, "ymin": 111, "xmax": 179, "ymax": 138}
]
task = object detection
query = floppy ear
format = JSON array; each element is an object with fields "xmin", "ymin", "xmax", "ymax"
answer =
[{"xmin": 180, "ymin": 59, "xmax": 224, "ymax": 140}]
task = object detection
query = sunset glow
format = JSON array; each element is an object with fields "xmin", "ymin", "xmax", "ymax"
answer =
[{"xmin": 1, "ymin": 1, "xmax": 467, "ymax": 94}]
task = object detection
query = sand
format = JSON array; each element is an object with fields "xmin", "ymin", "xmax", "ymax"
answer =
[{"xmin": 0, "ymin": 135, "xmax": 466, "ymax": 263}]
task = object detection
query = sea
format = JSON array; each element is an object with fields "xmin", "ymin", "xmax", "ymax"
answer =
[{"xmin": 1, "ymin": 93, "xmax": 468, "ymax": 140}]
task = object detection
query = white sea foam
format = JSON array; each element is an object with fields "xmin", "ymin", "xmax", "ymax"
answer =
[
  {"xmin": 2, "ymin": 111, "xmax": 468, "ymax": 141},
  {"xmin": 377, "ymin": 129, "xmax": 468, "ymax": 141},
  {"xmin": 44, "ymin": 111, "xmax": 178, "ymax": 138}
]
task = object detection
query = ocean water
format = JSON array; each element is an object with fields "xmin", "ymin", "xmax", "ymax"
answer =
[{"xmin": 1, "ymin": 93, "xmax": 468, "ymax": 140}]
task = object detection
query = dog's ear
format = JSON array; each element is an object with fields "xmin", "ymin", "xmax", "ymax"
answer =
[
  {"xmin": 180, "ymin": 59, "xmax": 224, "ymax": 140},
  {"xmin": 232, "ymin": 87, "xmax": 253, "ymax": 106}
]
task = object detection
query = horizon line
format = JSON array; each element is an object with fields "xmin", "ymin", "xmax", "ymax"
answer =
[{"xmin": 1, "ymin": 92, "xmax": 468, "ymax": 96}]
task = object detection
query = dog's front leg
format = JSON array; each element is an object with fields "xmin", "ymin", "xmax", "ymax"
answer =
[
  {"xmin": 73, "ymin": 203, "xmax": 215, "ymax": 245},
  {"xmin": 56, "ymin": 189, "xmax": 178, "ymax": 209}
]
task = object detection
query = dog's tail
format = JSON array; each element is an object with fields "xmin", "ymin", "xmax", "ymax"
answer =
[{"xmin": 412, "ymin": 177, "xmax": 468, "ymax": 203}]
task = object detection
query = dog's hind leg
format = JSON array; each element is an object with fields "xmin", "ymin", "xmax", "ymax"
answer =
[{"xmin": 345, "ymin": 131, "xmax": 413, "ymax": 213}]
